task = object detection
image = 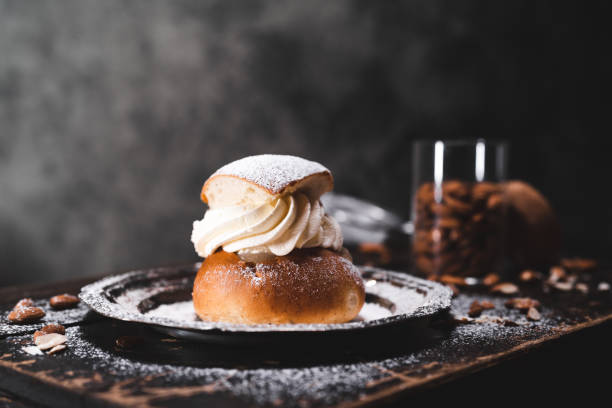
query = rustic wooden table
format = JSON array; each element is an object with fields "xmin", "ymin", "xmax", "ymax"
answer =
[{"xmin": 1, "ymin": 268, "xmax": 611, "ymax": 407}]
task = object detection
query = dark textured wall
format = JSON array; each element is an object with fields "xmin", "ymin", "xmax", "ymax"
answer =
[{"xmin": 1, "ymin": 0, "xmax": 611, "ymax": 285}]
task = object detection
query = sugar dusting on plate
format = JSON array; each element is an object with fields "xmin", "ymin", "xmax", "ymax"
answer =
[
  {"xmin": 79, "ymin": 265, "xmax": 452, "ymax": 333},
  {"xmin": 144, "ymin": 281, "xmax": 421, "ymax": 323},
  {"xmin": 146, "ymin": 301, "xmax": 198, "ymax": 321},
  {"xmin": 358, "ymin": 303, "xmax": 393, "ymax": 320}
]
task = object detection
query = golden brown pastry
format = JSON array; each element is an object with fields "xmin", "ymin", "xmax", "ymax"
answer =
[
  {"xmin": 191, "ymin": 155, "xmax": 365, "ymax": 324},
  {"xmin": 193, "ymin": 248, "xmax": 364, "ymax": 324}
]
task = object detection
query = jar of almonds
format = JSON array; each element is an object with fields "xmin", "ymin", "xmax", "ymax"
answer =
[{"xmin": 411, "ymin": 140, "xmax": 507, "ymax": 277}]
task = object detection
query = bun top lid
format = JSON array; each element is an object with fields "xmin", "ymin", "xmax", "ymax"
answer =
[{"xmin": 201, "ymin": 155, "xmax": 333, "ymax": 207}]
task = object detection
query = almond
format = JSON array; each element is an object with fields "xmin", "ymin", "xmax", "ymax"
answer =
[
  {"xmin": 486, "ymin": 193, "xmax": 503, "ymax": 210},
  {"xmin": 467, "ymin": 300, "xmax": 495, "ymax": 318},
  {"xmin": 444, "ymin": 195, "xmax": 472, "ymax": 215},
  {"xmin": 35, "ymin": 333, "xmax": 67, "ymax": 351},
  {"xmin": 442, "ymin": 180, "xmax": 470, "ymax": 199},
  {"xmin": 468, "ymin": 301, "xmax": 484, "ymax": 317},
  {"xmin": 548, "ymin": 266, "xmax": 566, "ymax": 283},
  {"xmin": 49, "ymin": 294, "xmax": 80, "ymax": 310},
  {"xmin": 438, "ymin": 274, "xmax": 467, "ymax": 286},
  {"xmin": 482, "ymin": 273, "xmax": 500, "ymax": 286},
  {"xmin": 527, "ymin": 307, "xmax": 541, "ymax": 321},
  {"xmin": 8, "ymin": 306, "xmax": 45, "ymax": 324},
  {"xmin": 505, "ymin": 297, "xmax": 540, "ymax": 311},
  {"xmin": 22, "ymin": 346, "xmax": 44, "ymax": 356},
  {"xmin": 34, "ymin": 324, "xmax": 66, "ymax": 340},
  {"xmin": 519, "ymin": 270, "xmax": 541, "ymax": 282},
  {"xmin": 480, "ymin": 300, "xmax": 495, "ymax": 310},
  {"xmin": 575, "ymin": 283, "xmax": 589, "ymax": 295},
  {"xmin": 491, "ymin": 282, "xmax": 519, "ymax": 295},
  {"xmin": 47, "ymin": 344, "xmax": 67, "ymax": 355},
  {"xmin": 472, "ymin": 182, "xmax": 499, "ymax": 202},
  {"xmin": 15, "ymin": 298, "xmax": 34, "ymax": 309},
  {"xmin": 551, "ymin": 281, "xmax": 573, "ymax": 292},
  {"xmin": 503, "ymin": 319, "xmax": 520, "ymax": 327},
  {"xmin": 560, "ymin": 258, "xmax": 597, "ymax": 272}
]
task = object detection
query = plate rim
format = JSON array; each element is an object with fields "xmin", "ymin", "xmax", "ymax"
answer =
[{"xmin": 79, "ymin": 263, "xmax": 452, "ymax": 334}]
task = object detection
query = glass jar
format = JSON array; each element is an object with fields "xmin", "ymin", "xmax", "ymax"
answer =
[{"xmin": 411, "ymin": 140, "xmax": 508, "ymax": 277}]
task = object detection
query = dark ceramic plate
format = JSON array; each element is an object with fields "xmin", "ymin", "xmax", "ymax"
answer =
[{"xmin": 79, "ymin": 263, "xmax": 452, "ymax": 344}]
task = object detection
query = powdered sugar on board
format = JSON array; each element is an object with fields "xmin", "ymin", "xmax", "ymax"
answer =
[
  {"xmin": 210, "ymin": 155, "xmax": 330, "ymax": 194},
  {"xmin": 4, "ymin": 291, "xmax": 570, "ymax": 408}
]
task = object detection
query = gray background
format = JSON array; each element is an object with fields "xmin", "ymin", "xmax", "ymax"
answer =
[{"xmin": 1, "ymin": 0, "xmax": 611, "ymax": 286}]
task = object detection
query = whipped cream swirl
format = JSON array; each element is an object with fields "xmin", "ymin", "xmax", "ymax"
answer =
[{"xmin": 191, "ymin": 192, "xmax": 343, "ymax": 260}]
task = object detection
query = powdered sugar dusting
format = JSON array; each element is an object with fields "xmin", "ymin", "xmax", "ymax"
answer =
[
  {"xmin": 79, "ymin": 264, "xmax": 452, "ymax": 335},
  {"xmin": 367, "ymin": 281, "xmax": 424, "ymax": 315},
  {"xmin": 211, "ymin": 155, "xmax": 330, "ymax": 194},
  {"xmin": 146, "ymin": 301, "xmax": 197, "ymax": 321},
  {"xmin": 145, "ymin": 287, "xmax": 400, "ymax": 323},
  {"xmin": 6, "ymin": 289, "xmax": 568, "ymax": 408},
  {"xmin": 358, "ymin": 302, "xmax": 393, "ymax": 320}
]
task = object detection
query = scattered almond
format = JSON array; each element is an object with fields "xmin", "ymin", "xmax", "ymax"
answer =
[
  {"xmin": 480, "ymin": 300, "xmax": 495, "ymax": 309},
  {"xmin": 527, "ymin": 307, "xmax": 541, "ymax": 321},
  {"xmin": 34, "ymin": 333, "xmax": 67, "ymax": 351},
  {"xmin": 438, "ymin": 275, "xmax": 467, "ymax": 286},
  {"xmin": 454, "ymin": 317, "xmax": 472, "ymax": 325},
  {"xmin": 548, "ymin": 266, "xmax": 566, "ymax": 283},
  {"xmin": 467, "ymin": 300, "xmax": 495, "ymax": 317},
  {"xmin": 8, "ymin": 306, "xmax": 45, "ymax": 324},
  {"xmin": 15, "ymin": 298, "xmax": 34, "ymax": 309},
  {"xmin": 560, "ymin": 258, "xmax": 597, "ymax": 272},
  {"xmin": 519, "ymin": 270, "xmax": 541, "ymax": 282},
  {"xmin": 49, "ymin": 294, "xmax": 80, "ymax": 310},
  {"xmin": 482, "ymin": 273, "xmax": 500, "ymax": 287},
  {"xmin": 505, "ymin": 297, "xmax": 541, "ymax": 311},
  {"xmin": 22, "ymin": 346, "xmax": 44, "ymax": 356},
  {"xmin": 468, "ymin": 301, "xmax": 483, "ymax": 317},
  {"xmin": 490, "ymin": 282, "xmax": 519, "ymax": 295},
  {"xmin": 552, "ymin": 281, "xmax": 573, "ymax": 292},
  {"xmin": 33, "ymin": 324, "xmax": 66, "ymax": 340},
  {"xmin": 575, "ymin": 283, "xmax": 589, "ymax": 295},
  {"xmin": 47, "ymin": 344, "xmax": 67, "ymax": 355}
]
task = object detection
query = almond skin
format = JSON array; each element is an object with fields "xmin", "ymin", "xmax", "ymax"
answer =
[
  {"xmin": 35, "ymin": 333, "xmax": 67, "ymax": 351},
  {"xmin": 34, "ymin": 324, "xmax": 66, "ymax": 340},
  {"xmin": 15, "ymin": 298, "xmax": 34, "ymax": 309},
  {"xmin": 8, "ymin": 307, "xmax": 45, "ymax": 324},
  {"xmin": 49, "ymin": 294, "xmax": 80, "ymax": 310}
]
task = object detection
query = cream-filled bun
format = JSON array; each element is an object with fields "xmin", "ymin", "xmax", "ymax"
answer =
[
  {"xmin": 191, "ymin": 154, "xmax": 365, "ymax": 324},
  {"xmin": 192, "ymin": 155, "xmax": 343, "ymax": 262}
]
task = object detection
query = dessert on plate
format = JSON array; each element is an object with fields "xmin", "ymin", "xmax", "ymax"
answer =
[{"xmin": 191, "ymin": 154, "xmax": 365, "ymax": 324}]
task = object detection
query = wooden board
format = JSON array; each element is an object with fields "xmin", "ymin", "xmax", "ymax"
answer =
[{"xmin": 0, "ymin": 271, "xmax": 611, "ymax": 408}]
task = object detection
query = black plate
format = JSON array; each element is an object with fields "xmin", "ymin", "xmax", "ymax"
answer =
[{"xmin": 79, "ymin": 263, "xmax": 452, "ymax": 344}]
